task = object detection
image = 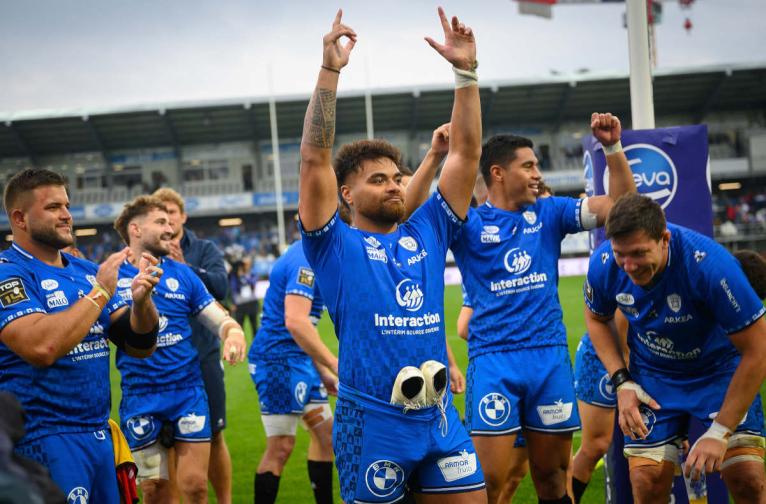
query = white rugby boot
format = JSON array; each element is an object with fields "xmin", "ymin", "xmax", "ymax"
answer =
[
  {"xmin": 420, "ymin": 360, "xmax": 449, "ymax": 435},
  {"xmin": 390, "ymin": 366, "xmax": 426, "ymax": 412}
]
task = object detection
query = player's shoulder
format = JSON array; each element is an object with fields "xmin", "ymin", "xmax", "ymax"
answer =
[
  {"xmin": 65, "ymin": 253, "xmax": 98, "ymax": 274},
  {"xmin": 670, "ymin": 223, "xmax": 727, "ymax": 273}
]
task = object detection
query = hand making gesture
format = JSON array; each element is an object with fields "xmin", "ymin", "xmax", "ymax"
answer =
[
  {"xmin": 425, "ymin": 7, "xmax": 477, "ymax": 71},
  {"xmin": 322, "ymin": 9, "xmax": 357, "ymax": 72}
]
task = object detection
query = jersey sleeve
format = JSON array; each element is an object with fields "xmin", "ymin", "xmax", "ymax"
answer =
[
  {"xmin": 0, "ymin": 264, "xmax": 47, "ymax": 331},
  {"xmin": 407, "ymin": 190, "xmax": 465, "ymax": 254},
  {"xmin": 461, "ymin": 283, "xmax": 472, "ymax": 308},
  {"xmin": 698, "ymin": 248, "xmax": 766, "ymax": 334},
  {"xmin": 549, "ymin": 196, "xmax": 585, "ymax": 236},
  {"xmin": 285, "ymin": 257, "xmax": 317, "ymax": 301},
  {"xmin": 185, "ymin": 266, "xmax": 216, "ymax": 316},
  {"xmin": 584, "ymin": 250, "xmax": 616, "ymax": 318},
  {"xmin": 300, "ymin": 212, "xmax": 347, "ymax": 306}
]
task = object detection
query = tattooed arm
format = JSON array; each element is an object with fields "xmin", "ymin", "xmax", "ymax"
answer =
[{"xmin": 299, "ymin": 10, "xmax": 357, "ymax": 232}]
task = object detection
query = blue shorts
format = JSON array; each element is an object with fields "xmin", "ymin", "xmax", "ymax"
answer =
[
  {"xmin": 120, "ymin": 386, "xmax": 212, "ymax": 450},
  {"xmin": 250, "ymin": 357, "xmax": 329, "ymax": 415},
  {"xmin": 574, "ymin": 334, "xmax": 616, "ymax": 408},
  {"xmin": 17, "ymin": 429, "xmax": 119, "ymax": 504},
  {"xmin": 334, "ymin": 385, "xmax": 485, "ymax": 503},
  {"xmin": 466, "ymin": 346, "xmax": 581, "ymax": 435},
  {"xmin": 624, "ymin": 370, "xmax": 765, "ymax": 450}
]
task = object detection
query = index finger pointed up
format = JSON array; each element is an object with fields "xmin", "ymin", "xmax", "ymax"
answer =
[
  {"xmin": 333, "ymin": 9, "xmax": 342, "ymax": 28},
  {"xmin": 437, "ymin": 7, "xmax": 450, "ymax": 35}
]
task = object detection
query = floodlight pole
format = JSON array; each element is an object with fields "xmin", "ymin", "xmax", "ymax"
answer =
[
  {"xmin": 626, "ymin": 0, "xmax": 656, "ymax": 129},
  {"xmin": 268, "ymin": 67, "xmax": 287, "ymax": 253},
  {"xmin": 365, "ymin": 58, "xmax": 375, "ymax": 139}
]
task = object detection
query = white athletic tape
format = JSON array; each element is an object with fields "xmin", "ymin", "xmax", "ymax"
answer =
[
  {"xmin": 301, "ymin": 403, "xmax": 333, "ymax": 431},
  {"xmin": 624, "ymin": 442, "xmax": 680, "ymax": 465},
  {"xmin": 580, "ymin": 197, "xmax": 598, "ymax": 230},
  {"xmin": 133, "ymin": 442, "xmax": 169, "ymax": 482},
  {"xmin": 196, "ymin": 303, "xmax": 238, "ymax": 340},
  {"xmin": 261, "ymin": 414, "xmax": 300, "ymax": 437}
]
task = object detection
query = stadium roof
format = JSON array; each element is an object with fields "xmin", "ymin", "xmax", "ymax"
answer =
[{"xmin": 1, "ymin": 62, "xmax": 765, "ymax": 159}]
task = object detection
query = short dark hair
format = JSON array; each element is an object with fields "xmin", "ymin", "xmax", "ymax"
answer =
[
  {"xmin": 333, "ymin": 139, "xmax": 403, "ymax": 186},
  {"xmin": 605, "ymin": 194, "xmax": 666, "ymax": 241},
  {"xmin": 3, "ymin": 168, "xmax": 67, "ymax": 214},
  {"xmin": 734, "ymin": 250, "xmax": 766, "ymax": 300},
  {"xmin": 114, "ymin": 196, "xmax": 168, "ymax": 244},
  {"xmin": 479, "ymin": 135, "xmax": 534, "ymax": 187}
]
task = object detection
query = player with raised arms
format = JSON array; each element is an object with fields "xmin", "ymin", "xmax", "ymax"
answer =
[{"xmin": 298, "ymin": 7, "xmax": 486, "ymax": 503}]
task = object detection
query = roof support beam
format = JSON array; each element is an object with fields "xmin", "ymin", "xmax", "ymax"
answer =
[
  {"xmin": 481, "ymin": 86, "xmax": 497, "ymax": 133},
  {"xmin": 552, "ymin": 82, "xmax": 576, "ymax": 132},
  {"xmin": 4, "ymin": 122, "xmax": 36, "ymax": 166},
  {"xmin": 82, "ymin": 117, "xmax": 112, "ymax": 182},
  {"xmin": 159, "ymin": 110, "xmax": 184, "ymax": 184}
]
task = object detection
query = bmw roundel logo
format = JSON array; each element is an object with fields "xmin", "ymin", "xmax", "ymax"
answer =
[
  {"xmin": 365, "ymin": 460, "xmax": 404, "ymax": 497},
  {"xmin": 598, "ymin": 373, "xmax": 615, "ymax": 401},
  {"xmin": 479, "ymin": 392, "xmax": 511, "ymax": 427},
  {"xmin": 127, "ymin": 415, "xmax": 155, "ymax": 441},
  {"xmin": 639, "ymin": 406, "xmax": 657, "ymax": 436},
  {"xmin": 67, "ymin": 487, "xmax": 89, "ymax": 504},
  {"xmin": 603, "ymin": 143, "xmax": 678, "ymax": 209}
]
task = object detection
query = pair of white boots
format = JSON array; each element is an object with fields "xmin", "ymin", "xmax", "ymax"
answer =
[{"xmin": 390, "ymin": 360, "xmax": 448, "ymax": 411}]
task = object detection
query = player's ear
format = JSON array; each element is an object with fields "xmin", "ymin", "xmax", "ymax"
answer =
[
  {"xmin": 9, "ymin": 208, "xmax": 27, "ymax": 231},
  {"xmin": 339, "ymin": 185, "xmax": 353, "ymax": 207},
  {"xmin": 661, "ymin": 229, "xmax": 671, "ymax": 247},
  {"xmin": 490, "ymin": 164, "xmax": 504, "ymax": 184}
]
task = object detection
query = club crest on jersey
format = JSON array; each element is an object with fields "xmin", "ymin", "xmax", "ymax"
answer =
[
  {"xmin": 67, "ymin": 487, "xmax": 89, "ymax": 504},
  {"xmin": 437, "ymin": 450, "xmax": 478, "ymax": 482},
  {"xmin": 503, "ymin": 248, "xmax": 532, "ymax": 275},
  {"xmin": 0, "ymin": 277, "xmax": 29, "ymax": 307},
  {"xmin": 481, "ymin": 225, "xmax": 500, "ymax": 244},
  {"xmin": 536, "ymin": 399, "xmax": 573, "ymax": 426},
  {"xmin": 166, "ymin": 277, "xmax": 180, "ymax": 292},
  {"xmin": 667, "ymin": 294, "xmax": 682, "ymax": 313},
  {"xmin": 297, "ymin": 267, "xmax": 315, "ymax": 288},
  {"xmin": 395, "ymin": 279, "xmax": 424, "ymax": 311},
  {"xmin": 127, "ymin": 415, "xmax": 155, "ymax": 441},
  {"xmin": 41, "ymin": 279, "xmax": 59, "ymax": 290},
  {"xmin": 598, "ymin": 373, "xmax": 616, "ymax": 401},
  {"xmin": 398, "ymin": 236, "xmax": 418, "ymax": 252},
  {"xmin": 616, "ymin": 293, "xmax": 634, "ymax": 305},
  {"xmin": 694, "ymin": 250, "xmax": 707, "ymax": 263},
  {"xmin": 295, "ymin": 381, "xmax": 308, "ymax": 404},
  {"xmin": 365, "ymin": 460, "xmax": 404, "ymax": 497},
  {"xmin": 479, "ymin": 393, "xmax": 511, "ymax": 427},
  {"xmin": 523, "ymin": 210, "xmax": 537, "ymax": 225}
]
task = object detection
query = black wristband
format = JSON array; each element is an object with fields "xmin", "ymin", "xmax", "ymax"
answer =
[
  {"xmin": 108, "ymin": 309, "xmax": 158, "ymax": 350},
  {"xmin": 610, "ymin": 368, "xmax": 632, "ymax": 389}
]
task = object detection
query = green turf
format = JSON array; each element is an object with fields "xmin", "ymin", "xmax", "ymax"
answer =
[{"xmin": 108, "ymin": 275, "xmax": 764, "ymax": 502}]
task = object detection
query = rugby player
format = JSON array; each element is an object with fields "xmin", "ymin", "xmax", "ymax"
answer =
[
  {"xmin": 299, "ymin": 8, "xmax": 487, "ymax": 503},
  {"xmin": 153, "ymin": 187, "xmax": 234, "ymax": 504},
  {"xmin": 585, "ymin": 194, "xmax": 766, "ymax": 503},
  {"xmin": 451, "ymin": 114, "xmax": 635, "ymax": 504},
  {"xmin": 113, "ymin": 196, "xmax": 247, "ymax": 504},
  {"xmin": 249, "ymin": 241, "xmax": 338, "ymax": 504},
  {"xmin": 0, "ymin": 168, "xmax": 161, "ymax": 502}
]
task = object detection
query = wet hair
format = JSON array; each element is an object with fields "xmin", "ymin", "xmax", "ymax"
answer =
[
  {"xmin": 114, "ymin": 195, "xmax": 168, "ymax": 244},
  {"xmin": 605, "ymin": 194, "xmax": 666, "ymax": 241},
  {"xmin": 479, "ymin": 135, "xmax": 534, "ymax": 187},
  {"xmin": 734, "ymin": 250, "xmax": 766, "ymax": 299},
  {"xmin": 3, "ymin": 168, "xmax": 67, "ymax": 214},
  {"xmin": 333, "ymin": 139, "xmax": 404, "ymax": 187}
]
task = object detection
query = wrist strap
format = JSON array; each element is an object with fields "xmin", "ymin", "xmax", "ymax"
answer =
[
  {"xmin": 610, "ymin": 367, "xmax": 632, "ymax": 388},
  {"xmin": 703, "ymin": 420, "xmax": 733, "ymax": 442},
  {"xmin": 453, "ymin": 67, "xmax": 478, "ymax": 89},
  {"xmin": 93, "ymin": 282, "xmax": 112, "ymax": 299},
  {"xmin": 83, "ymin": 295, "xmax": 103, "ymax": 310},
  {"xmin": 321, "ymin": 65, "xmax": 340, "ymax": 74},
  {"xmin": 602, "ymin": 140, "xmax": 623, "ymax": 155}
]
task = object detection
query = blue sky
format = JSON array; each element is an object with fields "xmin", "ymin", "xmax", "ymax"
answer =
[{"xmin": 1, "ymin": 0, "xmax": 763, "ymax": 114}]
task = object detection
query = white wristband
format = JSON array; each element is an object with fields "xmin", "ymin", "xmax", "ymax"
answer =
[
  {"xmin": 701, "ymin": 420, "xmax": 733, "ymax": 442},
  {"xmin": 602, "ymin": 140, "xmax": 623, "ymax": 155},
  {"xmin": 453, "ymin": 67, "xmax": 478, "ymax": 89}
]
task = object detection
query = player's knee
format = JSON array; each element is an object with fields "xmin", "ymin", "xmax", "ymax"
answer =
[
  {"xmin": 725, "ymin": 468, "xmax": 766, "ymax": 501},
  {"xmin": 583, "ymin": 433, "xmax": 611, "ymax": 460},
  {"xmin": 267, "ymin": 436, "xmax": 296, "ymax": 466}
]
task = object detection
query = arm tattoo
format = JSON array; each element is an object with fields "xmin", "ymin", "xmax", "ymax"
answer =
[{"xmin": 303, "ymin": 87, "xmax": 336, "ymax": 148}]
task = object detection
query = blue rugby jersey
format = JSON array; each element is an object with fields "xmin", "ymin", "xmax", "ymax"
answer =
[
  {"xmin": 248, "ymin": 241, "xmax": 324, "ymax": 361},
  {"xmin": 585, "ymin": 223, "xmax": 766, "ymax": 377},
  {"xmin": 451, "ymin": 196, "xmax": 584, "ymax": 358},
  {"xmin": 115, "ymin": 258, "xmax": 214, "ymax": 392},
  {"xmin": 301, "ymin": 191, "xmax": 463, "ymax": 402},
  {"xmin": 0, "ymin": 243, "xmax": 126, "ymax": 443}
]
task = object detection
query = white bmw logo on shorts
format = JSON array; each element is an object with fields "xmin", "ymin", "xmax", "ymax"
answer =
[
  {"xmin": 479, "ymin": 392, "xmax": 511, "ymax": 427},
  {"xmin": 365, "ymin": 460, "xmax": 404, "ymax": 497}
]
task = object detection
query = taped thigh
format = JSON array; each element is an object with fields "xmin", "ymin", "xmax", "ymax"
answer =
[
  {"xmin": 721, "ymin": 433, "xmax": 766, "ymax": 470},
  {"xmin": 301, "ymin": 403, "xmax": 333, "ymax": 430},
  {"xmin": 624, "ymin": 441, "xmax": 681, "ymax": 468},
  {"xmin": 261, "ymin": 413, "xmax": 300, "ymax": 437},
  {"xmin": 133, "ymin": 442, "xmax": 169, "ymax": 482}
]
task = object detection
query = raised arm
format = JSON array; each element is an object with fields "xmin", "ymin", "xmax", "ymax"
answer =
[
  {"xmin": 582, "ymin": 113, "xmax": 636, "ymax": 227},
  {"xmin": 403, "ymin": 123, "xmax": 449, "ymax": 219},
  {"xmin": 426, "ymin": 8, "xmax": 481, "ymax": 220},
  {"xmin": 299, "ymin": 10, "xmax": 357, "ymax": 231}
]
